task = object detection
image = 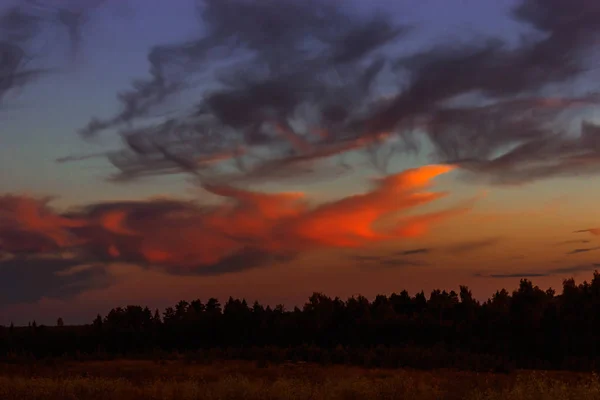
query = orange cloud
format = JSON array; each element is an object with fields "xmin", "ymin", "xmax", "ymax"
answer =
[
  {"xmin": 575, "ymin": 228, "xmax": 600, "ymax": 236},
  {"xmin": 288, "ymin": 165, "xmax": 455, "ymax": 247},
  {"xmin": 0, "ymin": 196, "xmax": 86, "ymax": 253},
  {"xmin": 99, "ymin": 210, "xmax": 137, "ymax": 236},
  {"xmin": 0, "ymin": 165, "xmax": 464, "ymax": 274}
]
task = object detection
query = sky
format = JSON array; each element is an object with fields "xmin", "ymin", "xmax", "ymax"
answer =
[{"xmin": 1, "ymin": 0, "xmax": 600, "ymax": 325}]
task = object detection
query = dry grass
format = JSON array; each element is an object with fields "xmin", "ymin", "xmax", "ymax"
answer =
[{"xmin": 0, "ymin": 360, "xmax": 599, "ymax": 399}]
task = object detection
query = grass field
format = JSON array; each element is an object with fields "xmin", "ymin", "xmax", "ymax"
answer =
[{"xmin": 1, "ymin": 359, "xmax": 599, "ymax": 399}]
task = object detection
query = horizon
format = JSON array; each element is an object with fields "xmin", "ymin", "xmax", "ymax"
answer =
[{"xmin": 5, "ymin": 269, "xmax": 600, "ymax": 327}]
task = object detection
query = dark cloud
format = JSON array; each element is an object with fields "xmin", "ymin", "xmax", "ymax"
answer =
[
  {"xmin": 72, "ymin": 0, "xmax": 408, "ymax": 183},
  {"xmin": 351, "ymin": 250, "xmax": 430, "ymax": 269},
  {"xmin": 0, "ymin": 255, "xmax": 109, "ymax": 305},
  {"xmin": 356, "ymin": 257, "xmax": 429, "ymax": 270},
  {"xmin": 395, "ymin": 248, "xmax": 431, "ymax": 256},
  {"xmin": 379, "ymin": 259, "xmax": 428, "ymax": 268},
  {"xmin": 55, "ymin": 153, "xmax": 107, "ymax": 163},
  {"xmin": 190, "ymin": 249, "xmax": 295, "ymax": 276},
  {"xmin": 558, "ymin": 239, "xmax": 591, "ymax": 245},
  {"xmin": 547, "ymin": 265, "xmax": 598, "ymax": 275},
  {"xmin": 62, "ymin": 0, "xmax": 600, "ymax": 186},
  {"xmin": 488, "ymin": 273, "xmax": 549, "ymax": 279},
  {"xmin": 352, "ymin": 246, "xmax": 432, "ymax": 267},
  {"xmin": 567, "ymin": 247, "xmax": 600, "ymax": 255},
  {"xmin": 369, "ymin": 0, "xmax": 600, "ymax": 185},
  {"xmin": 0, "ymin": 5, "xmax": 49, "ymax": 103},
  {"xmin": 0, "ymin": 1, "xmax": 116, "ymax": 105},
  {"xmin": 357, "ymin": 239, "xmax": 499, "ymax": 264},
  {"xmin": 475, "ymin": 263, "xmax": 600, "ymax": 279},
  {"xmin": 445, "ymin": 237, "xmax": 502, "ymax": 255}
]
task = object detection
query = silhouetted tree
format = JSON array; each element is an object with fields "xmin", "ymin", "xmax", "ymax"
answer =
[
  {"xmin": 5, "ymin": 271, "xmax": 600, "ymax": 372},
  {"xmin": 152, "ymin": 309, "xmax": 162, "ymax": 325},
  {"xmin": 93, "ymin": 314, "xmax": 103, "ymax": 330}
]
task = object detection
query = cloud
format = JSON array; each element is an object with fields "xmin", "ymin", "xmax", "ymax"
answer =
[
  {"xmin": 0, "ymin": 6, "xmax": 49, "ymax": 103},
  {"xmin": 0, "ymin": 255, "xmax": 109, "ymax": 305},
  {"xmin": 575, "ymin": 228, "xmax": 600, "ymax": 236},
  {"xmin": 354, "ymin": 238, "xmax": 501, "ymax": 267},
  {"xmin": 0, "ymin": 165, "xmax": 464, "ymax": 285},
  {"xmin": 567, "ymin": 247, "xmax": 600, "ymax": 255},
  {"xmin": 558, "ymin": 239, "xmax": 591, "ymax": 245},
  {"xmin": 0, "ymin": 195, "xmax": 87, "ymax": 254},
  {"xmin": 63, "ymin": 0, "xmax": 600, "ymax": 187},
  {"xmin": 476, "ymin": 264, "xmax": 600, "ymax": 279},
  {"xmin": 353, "ymin": 256, "xmax": 429, "ymax": 270},
  {"xmin": 55, "ymin": 153, "xmax": 108, "ymax": 164},
  {"xmin": 378, "ymin": 259, "xmax": 429, "ymax": 268},
  {"xmin": 0, "ymin": 1, "xmax": 117, "ymax": 104},
  {"xmin": 487, "ymin": 273, "xmax": 549, "ymax": 279},
  {"xmin": 547, "ymin": 265, "xmax": 598, "ymax": 275},
  {"xmin": 445, "ymin": 237, "xmax": 502, "ymax": 255},
  {"xmin": 395, "ymin": 248, "xmax": 431, "ymax": 256},
  {"xmin": 72, "ymin": 0, "xmax": 409, "ymax": 183},
  {"xmin": 350, "ymin": 249, "xmax": 431, "ymax": 269}
]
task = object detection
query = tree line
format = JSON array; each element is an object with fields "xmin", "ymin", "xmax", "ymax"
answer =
[{"xmin": 3, "ymin": 273, "xmax": 600, "ymax": 372}]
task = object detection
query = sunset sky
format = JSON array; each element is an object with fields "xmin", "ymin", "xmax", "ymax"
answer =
[{"xmin": 2, "ymin": 0, "xmax": 600, "ymax": 325}]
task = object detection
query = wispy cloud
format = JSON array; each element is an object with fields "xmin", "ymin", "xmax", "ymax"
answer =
[
  {"xmin": 547, "ymin": 265, "xmax": 599, "ymax": 275},
  {"xmin": 488, "ymin": 273, "xmax": 549, "ymax": 279},
  {"xmin": 356, "ymin": 237, "xmax": 503, "ymax": 265},
  {"xmin": 475, "ymin": 264, "xmax": 599, "ymax": 279},
  {"xmin": 377, "ymin": 259, "xmax": 429, "ymax": 268},
  {"xmin": 395, "ymin": 248, "xmax": 432, "ymax": 256},
  {"xmin": 574, "ymin": 228, "xmax": 600, "ymax": 236},
  {"xmin": 557, "ymin": 239, "xmax": 591, "ymax": 245},
  {"xmin": 47, "ymin": 0, "xmax": 600, "ymax": 188},
  {"xmin": 351, "ymin": 247, "xmax": 432, "ymax": 268},
  {"xmin": 0, "ymin": 1, "xmax": 121, "ymax": 104},
  {"xmin": 356, "ymin": 257, "xmax": 429, "ymax": 270},
  {"xmin": 446, "ymin": 237, "xmax": 502, "ymax": 255},
  {"xmin": 567, "ymin": 247, "xmax": 600, "ymax": 255}
]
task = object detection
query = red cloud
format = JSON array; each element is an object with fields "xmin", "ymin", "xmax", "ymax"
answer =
[
  {"xmin": 0, "ymin": 196, "xmax": 86, "ymax": 253},
  {"xmin": 0, "ymin": 165, "xmax": 464, "ymax": 273}
]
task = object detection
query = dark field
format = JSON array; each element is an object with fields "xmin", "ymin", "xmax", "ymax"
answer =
[{"xmin": 1, "ymin": 360, "xmax": 600, "ymax": 400}]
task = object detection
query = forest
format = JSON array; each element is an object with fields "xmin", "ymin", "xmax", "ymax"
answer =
[{"xmin": 2, "ymin": 272, "xmax": 600, "ymax": 373}]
